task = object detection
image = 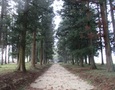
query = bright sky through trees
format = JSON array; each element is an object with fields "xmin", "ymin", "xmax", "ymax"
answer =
[
  {"xmin": 52, "ymin": 0, "xmax": 63, "ymax": 48},
  {"xmin": 52, "ymin": 0, "xmax": 63, "ymax": 30}
]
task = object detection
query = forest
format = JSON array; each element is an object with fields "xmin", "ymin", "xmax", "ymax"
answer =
[
  {"xmin": 57, "ymin": 0, "xmax": 115, "ymax": 72},
  {"xmin": 0, "ymin": 0, "xmax": 115, "ymax": 90},
  {"xmin": 0, "ymin": 0, "xmax": 54, "ymax": 72}
]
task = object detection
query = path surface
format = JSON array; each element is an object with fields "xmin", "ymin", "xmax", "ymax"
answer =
[{"xmin": 29, "ymin": 64, "xmax": 94, "ymax": 90}]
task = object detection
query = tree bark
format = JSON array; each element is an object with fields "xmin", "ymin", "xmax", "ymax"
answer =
[
  {"xmin": 80, "ymin": 57, "xmax": 84, "ymax": 67},
  {"xmin": 71, "ymin": 55, "xmax": 75, "ymax": 65},
  {"xmin": 17, "ymin": 31, "xmax": 26, "ymax": 72},
  {"xmin": 86, "ymin": 1, "xmax": 97, "ymax": 69},
  {"xmin": 100, "ymin": 2, "xmax": 115, "ymax": 72},
  {"xmin": 84, "ymin": 55, "xmax": 87, "ymax": 64},
  {"xmin": 97, "ymin": 4, "xmax": 104, "ymax": 65},
  {"xmin": 1, "ymin": 47, "xmax": 4, "ymax": 65},
  {"xmin": 43, "ymin": 41, "xmax": 46, "ymax": 64},
  {"xmin": 4, "ymin": 47, "xmax": 7, "ymax": 64},
  {"xmin": 90, "ymin": 55, "xmax": 97, "ymax": 69},
  {"xmin": 40, "ymin": 40, "xmax": 43, "ymax": 66},
  {"xmin": 88, "ymin": 55, "xmax": 91, "ymax": 65},
  {"xmin": 31, "ymin": 31, "xmax": 36, "ymax": 68},
  {"xmin": 17, "ymin": 0, "xmax": 30, "ymax": 72},
  {"xmin": 8, "ymin": 46, "xmax": 10, "ymax": 63},
  {"xmin": 0, "ymin": 0, "xmax": 4, "ymax": 45},
  {"xmin": 89, "ymin": 39, "xmax": 97, "ymax": 69}
]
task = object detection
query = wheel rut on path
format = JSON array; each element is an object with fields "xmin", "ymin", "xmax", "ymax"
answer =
[{"xmin": 28, "ymin": 64, "xmax": 94, "ymax": 90}]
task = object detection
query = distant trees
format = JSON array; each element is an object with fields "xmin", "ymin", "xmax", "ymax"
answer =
[{"xmin": 0, "ymin": 0, "xmax": 10, "ymax": 65}]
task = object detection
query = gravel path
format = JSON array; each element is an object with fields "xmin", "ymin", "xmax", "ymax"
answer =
[{"xmin": 29, "ymin": 64, "xmax": 94, "ymax": 90}]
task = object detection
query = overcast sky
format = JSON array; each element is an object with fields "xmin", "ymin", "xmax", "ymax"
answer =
[{"xmin": 52, "ymin": 0, "xmax": 63, "ymax": 30}]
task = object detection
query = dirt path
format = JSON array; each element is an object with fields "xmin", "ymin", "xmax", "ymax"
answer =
[{"xmin": 28, "ymin": 64, "xmax": 94, "ymax": 90}]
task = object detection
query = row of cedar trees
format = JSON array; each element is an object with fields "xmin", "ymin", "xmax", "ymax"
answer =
[
  {"xmin": 0, "ymin": 0, "xmax": 54, "ymax": 72},
  {"xmin": 57, "ymin": 0, "xmax": 115, "ymax": 72}
]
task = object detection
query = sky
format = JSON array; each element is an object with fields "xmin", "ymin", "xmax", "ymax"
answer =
[
  {"xmin": 52, "ymin": 0, "xmax": 63, "ymax": 30},
  {"xmin": 52, "ymin": 0, "xmax": 64, "ymax": 47}
]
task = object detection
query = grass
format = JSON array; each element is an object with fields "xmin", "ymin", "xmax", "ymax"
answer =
[
  {"xmin": 61, "ymin": 63, "xmax": 115, "ymax": 90},
  {"xmin": 61, "ymin": 63, "xmax": 115, "ymax": 77},
  {"xmin": 0, "ymin": 64, "xmax": 17, "ymax": 74},
  {"xmin": 0, "ymin": 62, "xmax": 31, "ymax": 75}
]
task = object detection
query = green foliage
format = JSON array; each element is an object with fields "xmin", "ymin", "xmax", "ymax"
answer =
[
  {"xmin": 5, "ymin": 0, "xmax": 54, "ymax": 61},
  {"xmin": 57, "ymin": 0, "xmax": 99, "ymax": 62}
]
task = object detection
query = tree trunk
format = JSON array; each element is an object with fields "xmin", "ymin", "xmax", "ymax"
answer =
[
  {"xmin": 101, "ymin": 45, "xmax": 104, "ymax": 65},
  {"xmin": 40, "ymin": 40, "xmax": 43, "ymax": 66},
  {"xmin": 90, "ymin": 55, "xmax": 97, "ymax": 69},
  {"xmin": 88, "ymin": 55, "xmax": 91, "ymax": 65},
  {"xmin": 17, "ymin": 0, "xmax": 30, "ymax": 72},
  {"xmin": 4, "ymin": 47, "xmax": 7, "ymax": 64},
  {"xmin": 8, "ymin": 46, "xmax": 10, "ymax": 63},
  {"xmin": 84, "ymin": 55, "xmax": 87, "ymax": 64},
  {"xmin": 35, "ymin": 41, "xmax": 38, "ymax": 64},
  {"xmin": 75, "ymin": 58, "xmax": 79, "ymax": 65},
  {"xmin": 0, "ymin": 0, "xmax": 5, "ymax": 45},
  {"xmin": 71, "ymin": 55, "xmax": 74, "ymax": 65},
  {"xmin": 43, "ymin": 41, "xmax": 46, "ymax": 64},
  {"xmin": 36, "ymin": 41, "xmax": 39, "ymax": 63},
  {"xmin": 17, "ymin": 32, "xmax": 26, "ymax": 72},
  {"xmin": 86, "ymin": 1, "xmax": 96, "ymax": 69},
  {"xmin": 97, "ymin": 4, "xmax": 104, "ymax": 65},
  {"xmin": 80, "ymin": 57, "xmax": 84, "ymax": 67},
  {"xmin": 100, "ymin": 2, "xmax": 115, "ymax": 72},
  {"xmin": 12, "ymin": 46, "xmax": 14, "ymax": 63},
  {"xmin": 31, "ymin": 31, "xmax": 36, "ymax": 68},
  {"xmin": 99, "ymin": 22, "xmax": 104, "ymax": 65},
  {"xmin": 1, "ymin": 47, "xmax": 4, "ymax": 65},
  {"xmin": 90, "ymin": 38, "xmax": 97, "ymax": 69},
  {"xmin": 17, "ymin": 37, "xmax": 20, "ymax": 64}
]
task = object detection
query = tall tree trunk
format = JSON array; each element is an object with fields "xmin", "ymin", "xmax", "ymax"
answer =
[
  {"xmin": 84, "ymin": 55, "xmax": 87, "ymax": 64},
  {"xmin": 12, "ymin": 45, "xmax": 14, "ymax": 63},
  {"xmin": 71, "ymin": 55, "xmax": 74, "ymax": 65},
  {"xmin": 100, "ymin": 44, "xmax": 104, "ymax": 65},
  {"xmin": 31, "ymin": 31, "xmax": 36, "ymax": 68},
  {"xmin": 90, "ymin": 38, "xmax": 97, "ymax": 69},
  {"xmin": 80, "ymin": 57, "xmax": 84, "ymax": 67},
  {"xmin": 36, "ymin": 41, "xmax": 39, "ymax": 63},
  {"xmin": 17, "ymin": 32, "xmax": 26, "ymax": 72},
  {"xmin": 87, "ymin": 1, "xmax": 97, "ymax": 69},
  {"xmin": 17, "ymin": 0, "xmax": 30, "ymax": 72},
  {"xmin": 8, "ymin": 46, "xmax": 10, "ymax": 63},
  {"xmin": 43, "ymin": 41, "xmax": 46, "ymax": 64},
  {"xmin": 40, "ymin": 39, "xmax": 43, "ymax": 66},
  {"xmin": 1, "ymin": 47, "xmax": 4, "ymax": 65},
  {"xmin": 75, "ymin": 58, "xmax": 79, "ymax": 65},
  {"xmin": 97, "ymin": 4, "xmax": 104, "ymax": 65},
  {"xmin": 17, "ymin": 36, "xmax": 20, "ymax": 64},
  {"xmin": 0, "ymin": 0, "xmax": 5, "ymax": 45},
  {"xmin": 0, "ymin": 0, "xmax": 6, "ymax": 65},
  {"xmin": 35, "ymin": 41, "xmax": 38, "ymax": 64},
  {"xmin": 4, "ymin": 47, "xmax": 7, "ymax": 64},
  {"xmin": 90, "ymin": 55, "xmax": 97, "ymax": 69},
  {"xmin": 88, "ymin": 55, "xmax": 91, "ymax": 65},
  {"xmin": 100, "ymin": 2, "xmax": 115, "ymax": 72}
]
